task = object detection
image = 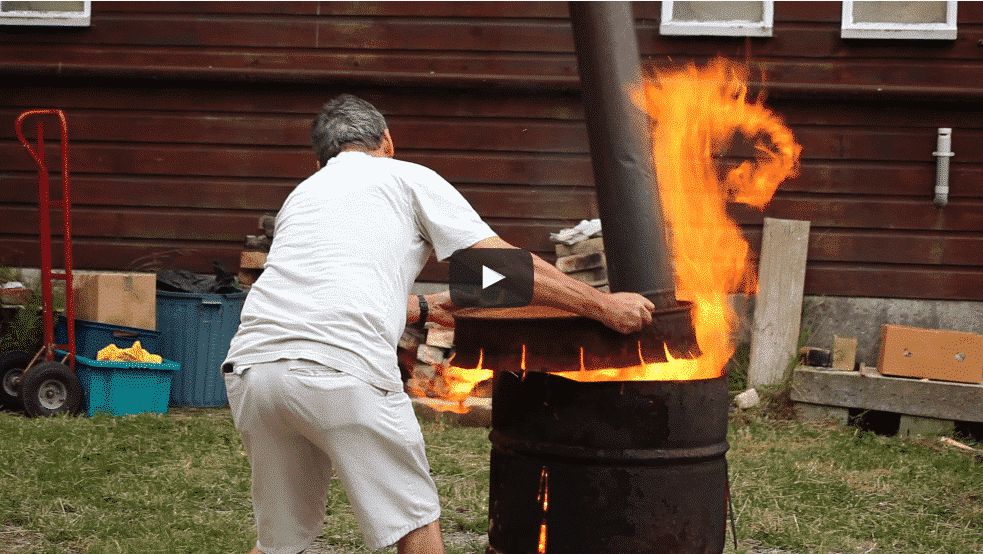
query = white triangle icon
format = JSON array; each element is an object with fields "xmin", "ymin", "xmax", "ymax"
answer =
[{"xmin": 482, "ymin": 265, "xmax": 506, "ymax": 290}]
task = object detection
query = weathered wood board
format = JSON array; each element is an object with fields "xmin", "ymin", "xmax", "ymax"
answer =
[
  {"xmin": 748, "ymin": 218, "xmax": 810, "ymax": 388},
  {"xmin": 791, "ymin": 366, "xmax": 983, "ymax": 423}
]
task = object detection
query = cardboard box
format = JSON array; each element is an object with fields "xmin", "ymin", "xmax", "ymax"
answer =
[
  {"xmin": 73, "ymin": 272, "xmax": 156, "ymax": 330},
  {"xmin": 832, "ymin": 335, "xmax": 857, "ymax": 371},
  {"xmin": 877, "ymin": 324, "xmax": 983, "ymax": 384}
]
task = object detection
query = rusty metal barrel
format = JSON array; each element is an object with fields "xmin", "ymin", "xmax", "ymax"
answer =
[{"xmin": 485, "ymin": 372, "xmax": 729, "ymax": 554}]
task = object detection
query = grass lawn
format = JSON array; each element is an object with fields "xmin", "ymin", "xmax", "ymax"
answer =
[{"xmin": 1, "ymin": 400, "xmax": 981, "ymax": 554}]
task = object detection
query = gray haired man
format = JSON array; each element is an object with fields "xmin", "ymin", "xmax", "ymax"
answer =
[{"xmin": 223, "ymin": 94, "xmax": 655, "ymax": 554}]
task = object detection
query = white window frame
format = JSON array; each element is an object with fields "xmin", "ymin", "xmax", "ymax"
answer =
[
  {"xmin": 660, "ymin": 1, "xmax": 773, "ymax": 37},
  {"xmin": 841, "ymin": 1, "xmax": 957, "ymax": 40},
  {"xmin": 0, "ymin": 1, "xmax": 90, "ymax": 27}
]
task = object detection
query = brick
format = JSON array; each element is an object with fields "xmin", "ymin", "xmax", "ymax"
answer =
[
  {"xmin": 412, "ymin": 362, "xmax": 437, "ymax": 380},
  {"xmin": 240, "ymin": 251, "xmax": 267, "ymax": 269},
  {"xmin": 417, "ymin": 344, "xmax": 448, "ymax": 365},
  {"xmin": 556, "ymin": 251, "xmax": 606, "ymax": 273},
  {"xmin": 555, "ymin": 236, "xmax": 605, "ymax": 257},
  {"xmin": 426, "ymin": 327, "xmax": 455, "ymax": 348},
  {"xmin": 564, "ymin": 266, "xmax": 608, "ymax": 287}
]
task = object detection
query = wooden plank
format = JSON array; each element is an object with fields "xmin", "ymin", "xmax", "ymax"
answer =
[
  {"xmin": 0, "ymin": 174, "xmax": 597, "ymax": 221},
  {"xmin": 0, "ymin": 83, "xmax": 585, "ymax": 120},
  {"xmin": 803, "ymin": 264, "xmax": 983, "ymax": 302},
  {"xmin": 790, "ymin": 367, "xmax": 983, "ymax": 423},
  {"xmin": 783, "ymin": 165, "xmax": 983, "ymax": 199},
  {"xmin": 0, "ymin": 110, "xmax": 589, "ymax": 153},
  {"xmin": 748, "ymin": 218, "xmax": 811, "ymax": 388},
  {"xmin": 5, "ymin": 43, "xmax": 983, "ymax": 99},
  {"xmin": 0, "ymin": 143, "xmax": 596, "ymax": 186},
  {"xmin": 729, "ymin": 196, "xmax": 983, "ymax": 233}
]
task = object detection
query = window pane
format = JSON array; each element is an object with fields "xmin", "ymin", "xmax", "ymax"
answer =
[
  {"xmin": 1, "ymin": 1, "xmax": 85, "ymax": 12},
  {"xmin": 851, "ymin": 1, "xmax": 946, "ymax": 25},
  {"xmin": 672, "ymin": 1, "xmax": 764, "ymax": 23}
]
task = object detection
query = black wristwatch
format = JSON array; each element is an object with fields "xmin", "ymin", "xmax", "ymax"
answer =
[{"xmin": 415, "ymin": 294, "xmax": 429, "ymax": 330}]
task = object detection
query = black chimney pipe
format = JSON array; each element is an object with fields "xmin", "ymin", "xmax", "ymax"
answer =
[{"xmin": 568, "ymin": 1, "xmax": 676, "ymax": 310}]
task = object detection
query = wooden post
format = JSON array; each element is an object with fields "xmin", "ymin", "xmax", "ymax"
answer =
[{"xmin": 748, "ymin": 218, "xmax": 810, "ymax": 388}]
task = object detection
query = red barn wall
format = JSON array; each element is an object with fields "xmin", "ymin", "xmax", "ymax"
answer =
[{"xmin": 1, "ymin": 1, "xmax": 981, "ymax": 300}]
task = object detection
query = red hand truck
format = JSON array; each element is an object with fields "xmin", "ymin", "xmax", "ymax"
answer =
[{"xmin": 0, "ymin": 109, "xmax": 82, "ymax": 417}]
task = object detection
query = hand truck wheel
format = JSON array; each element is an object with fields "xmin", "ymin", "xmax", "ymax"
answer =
[
  {"xmin": 20, "ymin": 360, "xmax": 82, "ymax": 417},
  {"xmin": 0, "ymin": 350, "xmax": 32, "ymax": 411}
]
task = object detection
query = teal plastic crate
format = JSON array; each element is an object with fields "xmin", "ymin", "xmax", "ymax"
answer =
[
  {"xmin": 56, "ymin": 316, "xmax": 161, "ymax": 357},
  {"xmin": 156, "ymin": 290, "xmax": 246, "ymax": 407},
  {"xmin": 56, "ymin": 349, "xmax": 179, "ymax": 417}
]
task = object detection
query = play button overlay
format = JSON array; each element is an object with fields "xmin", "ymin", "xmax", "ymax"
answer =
[
  {"xmin": 449, "ymin": 248, "xmax": 534, "ymax": 308},
  {"xmin": 483, "ymin": 265, "xmax": 506, "ymax": 289}
]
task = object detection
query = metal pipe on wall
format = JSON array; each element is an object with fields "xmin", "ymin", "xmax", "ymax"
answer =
[{"xmin": 933, "ymin": 127, "xmax": 952, "ymax": 208}]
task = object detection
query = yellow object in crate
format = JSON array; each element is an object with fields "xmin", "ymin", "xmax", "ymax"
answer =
[{"xmin": 96, "ymin": 341, "xmax": 163, "ymax": 364}]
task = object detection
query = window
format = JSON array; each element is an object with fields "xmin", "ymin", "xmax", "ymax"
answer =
[
  {"xmin": 660, "ymin": 1, "xmax": 773, "ymax": 37},
  {"xmin": 841, "ymin": 1, "xmax": 956, "ymax": 40},
  {"xmin": 0, "ymin": 1, "xmax": 90, "ymax": 27}
]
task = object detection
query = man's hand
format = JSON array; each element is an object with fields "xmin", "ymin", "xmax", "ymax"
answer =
[{"xmin": 594, "ymin": 291, "xmax": 655, "ymax": 334}]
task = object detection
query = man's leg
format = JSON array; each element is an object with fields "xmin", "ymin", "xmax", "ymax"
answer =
[{"xmin": 397, "ymin": 520, "xmax": 445, "ymax": 554}]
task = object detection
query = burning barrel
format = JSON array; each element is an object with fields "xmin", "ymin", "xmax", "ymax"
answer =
[
  {"xmin": 487, "ymin": 372, "xmax": 729, "ymax": 554},
  {"xmin": 445, "ymin": 3, "xmax": 800, "ymax": 552},
  {"xmin": 454, "ymin": 308, "xmax": 730, "ymax": 554},
  {"xmin": 446, "ymin": 3, "xmax": 784, "ymax": 553}
]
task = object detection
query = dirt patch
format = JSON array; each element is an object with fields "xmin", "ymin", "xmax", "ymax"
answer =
[{"xmin": 0, "ymin": 525, "xmax": 46, "ymax": 553}]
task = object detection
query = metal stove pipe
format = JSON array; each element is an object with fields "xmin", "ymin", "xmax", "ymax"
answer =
[{"xmin": 568, "ymin": 1, "xmax": 674, "ymax": 309}]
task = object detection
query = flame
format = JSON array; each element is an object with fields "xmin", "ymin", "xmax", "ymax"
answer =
[
  {"xmin": 411, "ymin": 349, "xmax": 492, "ymax": 414},
  {"xmin": 417, "ymin": 58, "xmax": 801, "ymax": 406},
  {"xmin": 537, "ymin": 466, "xmax": 549, "ymax": 553},
  {"xmin": 557, "ymin": 57, "xmax": 801, "ymax": 383}
]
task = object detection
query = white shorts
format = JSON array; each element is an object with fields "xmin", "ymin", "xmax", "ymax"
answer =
[{"xmin": 224, "ymin": 359, "xmax": 441, "ymax": 554}]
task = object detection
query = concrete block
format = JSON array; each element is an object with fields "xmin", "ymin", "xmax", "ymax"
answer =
[
  {"xmin": 795, "ymin": 402, "xmax": 849, "ymax": 425},
  {"xmin": 898, "ymin": 414, "xmax": 955, "ymax": 437}
]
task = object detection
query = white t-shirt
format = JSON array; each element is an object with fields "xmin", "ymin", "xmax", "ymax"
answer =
[{"xmin": 223, "ymin": 151, "xmax": 496, "ymax": 392}]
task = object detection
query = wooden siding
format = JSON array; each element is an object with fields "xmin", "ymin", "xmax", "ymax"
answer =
[{"xmin": 1, "ymin": 1, "xmax": 982, "ymax": 300}]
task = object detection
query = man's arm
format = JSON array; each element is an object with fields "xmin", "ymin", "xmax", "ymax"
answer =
[
  {"xmin": 405, "ymin": 237, "xmax": 656, "ymax": 333},
  {"xmin": 468, "ymin": 236, "xmax": 654, "ymax": 334}
]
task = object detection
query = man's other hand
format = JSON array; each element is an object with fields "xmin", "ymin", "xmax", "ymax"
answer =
[{"xmin": 596, "ymin": 292, "xmax": 655, "ymax": 334}]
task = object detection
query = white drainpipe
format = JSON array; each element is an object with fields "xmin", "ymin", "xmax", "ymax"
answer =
[{"xmin": 933, "ymin": 128, "xmax": 952, "ymax": 208}]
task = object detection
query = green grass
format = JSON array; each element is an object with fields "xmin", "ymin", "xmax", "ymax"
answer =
[{"xmin": 1, "ymin": 403, "xmax": 980, "ymax": 554}]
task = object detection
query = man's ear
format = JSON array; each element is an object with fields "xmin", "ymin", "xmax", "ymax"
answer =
[{"xmin": 382, "ymin": 129, "xmax": 395, "ymax": 158}]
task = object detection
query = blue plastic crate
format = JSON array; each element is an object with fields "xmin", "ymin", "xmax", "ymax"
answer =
[
  {"xmin": 56, "ymin": 349, "xmax": 179, "ymax": 417},
  {"xmin": 56, "ymin": 316, "xmax": 161, "ymax": 359}
]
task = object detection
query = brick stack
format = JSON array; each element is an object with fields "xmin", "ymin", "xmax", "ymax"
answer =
[
  {"xmin": 397, "ymin": 323, "xmax": 492, "ymax": 426},
  {"xmin": 554, "ymin": 236, "xmax": 609, "ymax": 292}
]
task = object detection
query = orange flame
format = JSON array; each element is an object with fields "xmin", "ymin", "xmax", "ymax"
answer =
[
  {"xmin": 557, "ymin": 58, "xmax": 801, "ymax": 383},
  {"xmin": 421, "ymin": 58, "xmax": 801, "ymax": 406},
  {"xmin": 537, "ymin": 466, "xmax": 549, "ymax": 553}
]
